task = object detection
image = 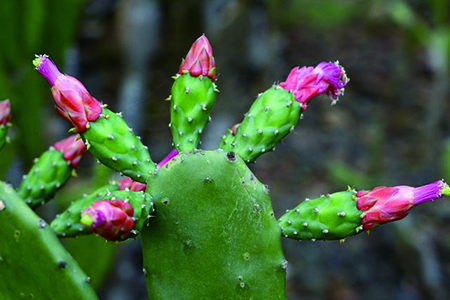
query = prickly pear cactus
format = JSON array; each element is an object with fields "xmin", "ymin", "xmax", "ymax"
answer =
[
  {"xmin": 0, "ymin": 181, "xmax": 98, "ymax": 300},
  {"xmin": 141, "ymin": 150, "xmax": 286, "ymax": 299},
  {"xmin": 26, "ymin": 35, "xmax": 450, "ymax": 300}
]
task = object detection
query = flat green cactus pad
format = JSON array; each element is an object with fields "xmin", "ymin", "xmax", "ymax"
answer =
[
  {"xmin": 141, "ymin": 150, "xmax": 286, "ymax": 299},
  {"xmin": 0, "ymin": 181, "xmax": 98, "ymax": 300}
]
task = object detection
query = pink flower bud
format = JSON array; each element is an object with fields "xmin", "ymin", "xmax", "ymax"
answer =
[
  {"xmin": 357, "ymin": 180, "xmax": 448, "ymax": 230},
  {"xmin": 0, "ymin": 100, "xmax": 11, "ymax": 126},
  {"xmin": 81, "ymin": 200, "xmax": 134, "ymax": 241},
  {"xmin": 280, "ymin": 61, "xmax": 348, "ymax": 111},
  {"xmin": 157, "ymin": 149, "xmax": 179, "ymax": 168},
  {"xmin": 33, "ymin": 55, "xmax": 102, "ymax": 132},
  {"xmin": 230, "ymin": 123, "xmax": 240, "ymax": 136},
  {"xmin": 178, "ymin": 35, "xmax": 216, "ymax": 81},
  {"xmin": 119, "ymin": 177, "xmax": 147, "ymax": 192},
  {"xmin": 53, "ymin": 135, "xmax": 87, "ymax": 168}
]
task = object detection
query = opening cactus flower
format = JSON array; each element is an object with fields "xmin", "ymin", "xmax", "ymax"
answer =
[
  {"xmin": 81, "ymin": 199, "xmax": 135, "ymax": 241},
  {"xmin": 33, "ymin": 55, "xmax": 102, "ymax": 132},
  {"xmin": 156, "ymin": 148, "xmax": 179, "ymax": 168},
  {"xmin": 178, "ymin": 34, "xmax": 216, "ymax": 81},
  {"xmin": 280, "ymin": 61, "xmax": 348, "ymax": 111},
  {"xmin": 53, "ymin": 135, "xmax": 87, "ymax": 168},
  {"xmin": 118, "ymin": 177, "xmax": 147, "ymax": 192},
  {"xmin": 0, "ymin": 99, "xmax": 11, "ymax": 125},
  {"xmin": 357, "ymin": 180, "xmax": 450, "ymax": 230}
]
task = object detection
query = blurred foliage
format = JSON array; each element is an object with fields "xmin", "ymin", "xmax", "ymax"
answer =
[{"xmin": 0, "ymin": 0, "xmax": 87, "ymax": 176}]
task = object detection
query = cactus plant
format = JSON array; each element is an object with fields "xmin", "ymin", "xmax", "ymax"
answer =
[{"xmin": 0, "ymin": 34, "xmax": 448, "ymax": 299}]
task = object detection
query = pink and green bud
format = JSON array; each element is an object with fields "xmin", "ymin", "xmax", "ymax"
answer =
[
  {"xmin": 53, "ymin": 135, "xmax": 87, "ymax": 168},
  {"xmin": 157, "ymin": 149, "xmax": 179, "ymax": 168},
  {"xmin": 280, "ymin": 61, "xmax": 348, "ymax": 111},
  {"xmin": 118, "ymin": 177, "xmax": 147, "ymax": 192},
  {"xmin": 0, "ymin": 100, "xmax": 11, "ymax": 126},
  {"xmin": 81, "ymin": 199, "xmax": 134, "ymax": 241},
  {"xmin": 33, "ymin": 55, "xmax": 102, "ymax": 132},
  {"xmin": 178, "ymin": 35, "xmax": 216, "ymax": 81},
  {"xmin": 357, "ymin": 180, "xmax": 449, "ymax": 230}
]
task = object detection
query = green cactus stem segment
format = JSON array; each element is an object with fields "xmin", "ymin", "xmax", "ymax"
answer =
[
  {"xmin": 81, "ymin": 107, "xmax": 156, "ymax": 183},
  {"xmin": 170, "ymin": 74, "xmax": 217, "ymax": 152},
  {"xmin": 18, "ymin": 147, "xmax": 74, "ymax": 208},
  {"xmin": 0, "ymin": 181, "xmax": 98, "ymax": 300},
  {"xmin": 141, "ymin": 150, "xmax": 286, "ymax": 299},
  {"xmin": 52, "ymin": 186, "xmax": 153, "ymax": 240},
  {"xmin": 279, "ymin": 190, "xmax": 364, "ymax": 241},
  {"xmin": 51, "ymin": 184, "xmax": 119, "ymax": 237},
  {"xmin": 220, "ymin": 86, "xmax": 301, "ymax": 163}
]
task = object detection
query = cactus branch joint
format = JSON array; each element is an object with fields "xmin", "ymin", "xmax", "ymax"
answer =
[{"xmin": 0, "ymin": 34, "xmax": 446, "ymax": 299}]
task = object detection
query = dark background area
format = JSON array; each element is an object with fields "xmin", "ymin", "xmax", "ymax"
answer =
[{"xmin": 1, "ymin": 0, "xmax": 450, "ymax": 299}]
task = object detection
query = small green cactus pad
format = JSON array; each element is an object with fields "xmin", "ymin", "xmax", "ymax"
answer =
[
  {"xmin": 170, "ymin": 74, "xmax": 217, "ymax": 151},
  {"xmin": 82, "ymin": 108, "xmax": 155, "ymax": 183},
  {"xmin": 0, "ymin": 125, "xmax": 10, "ymax": 152},
  {"xmin": 18, "ymin": 147, "xmax": 72, "ymax": 208},
  {"xmin": 278, "ymin": 190, "xmax": 364, "ymax": 241},
  {"xmin": 52, "ymin": 186, "xmax": 154, "ymax": 239},
  {"xmin": 0, "ymin": 181, "xmax": 98, "ymax": 300},
  {"xmin": 51, "ymin": 184, "xmax": 119, "ymax": 237},
  {"xmin": 220, "ymin": 86, "xmax": 301, "ymax": 163},
  {"xmin": 141, "ymin": 150, "xmax": 286, "ymax": 299}
]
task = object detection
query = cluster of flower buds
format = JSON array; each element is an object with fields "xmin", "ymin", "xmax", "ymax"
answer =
[
  {"xmin": 178, "ymin": 34, "xmax": 216, "ymax": 81},
  {"xmin": 0, "ymin": 100, "xmax": 11, "ymax": 126},
  {"xmin": 280, "ymin": 61, "xmax": 348, "ymax": 111},
  {"xmin": 357, "ymin": 180, "xmax": 449, "ymax": 230},
  {"xmin": 81, "ymin": 199, "xmax": 135, "ymax": 241},
  {"xmin": 33, "ymin": 55, "xmax": 102, "ymax": 132},
  {"xmin": 53, "ymin": 135, "xmax": 87, "ymax": 168}
]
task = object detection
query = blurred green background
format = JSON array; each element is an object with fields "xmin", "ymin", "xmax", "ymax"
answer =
[{"xmin": 2, "ymin": 0, "xmax": 450, "ymax": 299}]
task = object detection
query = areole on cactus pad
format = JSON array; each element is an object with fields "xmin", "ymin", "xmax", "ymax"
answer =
[{"xmin": 1, "ymin": 33, "xmax": 443, "ymax": 300}]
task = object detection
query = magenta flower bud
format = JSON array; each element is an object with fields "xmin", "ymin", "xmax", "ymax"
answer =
[
  {"xmin": 33, "ymin": 55, "xmax": 102, "ymax": 132},
  {"xmin": 53, "ymin": 135, "xmax": 87, "ymax": 168},
  {"xmin": 178, "ymin": 35, "xmax": 216, "ymax": 81},
  {"xmin": 81, "ymin": 199, "xmax": 135, "ymax": 241},
  {"xmin": 118, "ymin": 177, "xmax": 147, "ymax": 192},
  {"xmin": 230, "ymin": 123, "xmax": 240, "ymax": 136},
  {"xmin": 356, "ymin": 180, "xmax": 448, "ymax": 230},
  {"xmin": 280, "ymin": 61, "xmax": 348, "ymax": 111},
  {"xmin": 157, "ymin": 149, "xmax": 179, "ymax": 168},
  {"xmin": 0, "ymin": 100, "xmax": 11, "ymax": 126}
]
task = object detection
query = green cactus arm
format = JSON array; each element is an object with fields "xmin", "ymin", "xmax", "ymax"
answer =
[
  {"xmin": 52, "ymin": 186, "xmax": 154, "ymax": 240},
  {"xmin": 279, "ymin": 181, "xmax": 450, "ymax": 242},
  {"xmin": 0, "ymin": 181, "xmax": 98, "ymax": 300},
  {"xmin": 220, "ymin": 86, "xmax": 301, "ymax": 163},
  {"xmin": 17, "ymin": 147, "xmax": 73, "ymax": 208},
  {"xmin": 170, "ymin": 74, "xmax": 218, "ymax": 152},
  {"xmin": 279, "ymin": 190, "xmax": 364, "ymax": 242},
  {"xmin": 81, "ymin": 108, "xmax": 156, "ymax": 183},
  {"xmin": 141, "ymin": 150, "xmax": 286, "ymax": 299},
  {"xmin": 0, "ymin": 125, "xmax": 11, "ymax": 152},
  {"xmin": 51, "ymin": 183, "xmax": 119, "ymax": 237}
]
